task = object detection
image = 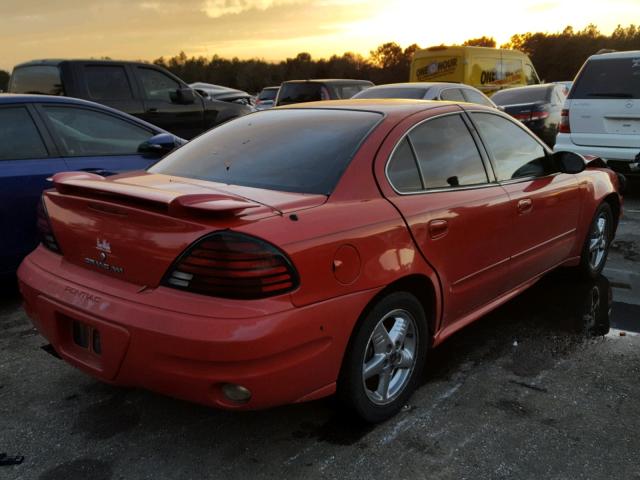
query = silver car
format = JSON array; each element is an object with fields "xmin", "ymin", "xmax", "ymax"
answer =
[{"xmin": 352, "ymin": 82, "xmax": 497, "ymax": 108}]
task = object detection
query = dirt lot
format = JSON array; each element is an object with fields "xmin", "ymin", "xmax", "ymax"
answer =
[{"xmin": 1, "ymin": 188, "xmax": 639, "ymax": 480}]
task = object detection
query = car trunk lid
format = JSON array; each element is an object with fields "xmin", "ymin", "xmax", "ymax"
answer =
[
  {"xmin": 45, "ymin": 171, "xmax": 326, "ymax": 287},
  {"xmin": 569, "ymin": 99, "xmax": 640, "ymax": 147}
]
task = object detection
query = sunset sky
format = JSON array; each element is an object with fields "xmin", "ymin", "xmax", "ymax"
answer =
[{"xmin": 2, "ymin": 0, "xmax": 639, "ymax": 71}]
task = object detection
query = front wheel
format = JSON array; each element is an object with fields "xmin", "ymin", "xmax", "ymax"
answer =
[
  {"xmin": 337, "ymin": 292, "xmax": 428, "ymax": 423},
  {"xmin": 578, "ymin": 202, "xmax": 614, "ymax": 278}
]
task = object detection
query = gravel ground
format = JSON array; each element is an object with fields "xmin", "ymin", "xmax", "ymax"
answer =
[{"xmin": 1, "ymin": 187, "xmax": 639, "ymax": 480}]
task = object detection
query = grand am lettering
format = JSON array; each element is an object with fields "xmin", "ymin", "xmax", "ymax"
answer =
[{"xmin": 84, "ymin": 254, "xmax": 124, "ymax": 274}]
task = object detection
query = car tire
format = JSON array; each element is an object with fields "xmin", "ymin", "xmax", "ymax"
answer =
[
  {"xmin": 337, "ymin": 291, "xmax": 428, "ymax": 423},
  {"xmin": 578, "ymin": 202, "xmax": 614, "ymax": 279}
]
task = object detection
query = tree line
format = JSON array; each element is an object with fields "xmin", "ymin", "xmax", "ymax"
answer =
[{"xmin": 2, "ymin": 24, "xmax": 639, "ymax": 93}]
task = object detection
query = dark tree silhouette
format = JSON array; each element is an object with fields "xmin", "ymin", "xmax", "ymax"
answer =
[{"xmin": 0, "ymin": 70, "xmax": 9, "ymax": 92}]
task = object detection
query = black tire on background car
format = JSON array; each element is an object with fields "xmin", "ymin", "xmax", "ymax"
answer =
[
  {"xmin": 337, "ymin": 291, "xmax": 428, "ymax": 423},
  {"xmin": 578, "ymin": 202, "xmax": 614, "ymax": 278}
]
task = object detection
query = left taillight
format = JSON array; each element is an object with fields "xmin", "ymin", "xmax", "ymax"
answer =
[
  {"xmin": 162, "ymin": 231, "xmax": 299, "ymax": 300},
  {"xmin": 36, "ymin": 196, "xmax": 61, "ymax": 253}
]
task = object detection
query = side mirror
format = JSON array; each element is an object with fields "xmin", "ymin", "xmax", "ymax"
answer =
[
  {"xmin": 170, "ymin": 87, "xmax": 196, "ymax": 105},
  {"xmin": 552, "ymin": 151, "xmax": 586, "ymax": 174},
  {"xmin": 138, "ymin": 133, "xmax": 184, "ymax": 157}
]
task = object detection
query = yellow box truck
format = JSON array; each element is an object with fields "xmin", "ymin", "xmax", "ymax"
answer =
[{"xmin": 410, "ymin": 46, "xmax": 541, "ymax": 95}]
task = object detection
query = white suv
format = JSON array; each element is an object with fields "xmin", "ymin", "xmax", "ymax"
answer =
[{"xmin": 554, "ymin": 50, "xmax": 640, "ymax": 175}]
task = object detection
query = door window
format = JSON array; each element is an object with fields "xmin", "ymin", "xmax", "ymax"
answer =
[
  {"xmin": 42, "ymin": 106, "xmax": 152, "ymax": 156},
  {"xmin": 84, "ymin": 65, "xmax": 133, "ymax": 100},
  {"xmin": 462, "ymin": 88, "xmax": 494, "ymax": 107},
  {"xmin": 471, "ymin": 113, "xmax": 548, "ymax": 181},
  {"xmin": 439, "ymin": 88, "xmax": 465, "ymax": 101},
  {"xmin": 387, "ymin": 138, "xmax": 423, "ymax": 193},
  {"xmin": 138, "ymin": 68, "xmax": 180, "ymax": 102},
  {"xmin": 0, "ymin": 107, "xmax": 48, "ymax": 160},
  {"xmin": 408, "ymin": 114, "xmax": 488, "ymax": 189}
]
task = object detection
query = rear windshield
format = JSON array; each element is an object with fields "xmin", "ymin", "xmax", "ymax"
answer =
[
  {"xmin": 9, "ymin": 66, "xmax": 64, "ymax": 95},
  {"xmin": 355, "ymin": 87, "xmax": 428, "ymax": 99},
  {"xmin": 258, "ymin": 88, "xmax": 278, "ymax": 101},
  {"xmin": 492, "ymin": 87, "xmax": 551, "ymax": 105},
  {"xmin": 277, "ymin": 83, "xmax": 327, "ymax": 105},
  {"xmin": 150, "ymin": 109, "xmax": 382, "ymax": 195},
  {"xmin": 571, "ymin": 57, "xmax": 640, "ymax": 99}
]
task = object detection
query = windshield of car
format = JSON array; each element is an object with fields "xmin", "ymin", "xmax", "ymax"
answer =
[
  {"xmin": 277, "ymin": 83, "xmax": 326, "ymax": 105},
  {"xmin": 258, "ymin": 89, "xmax": 278, "ymax": 101},
  {"xmin": 150, "ymin": 109, "xmax": 383, "ymax": 195},
  {"xmin": 571, "ymin": 57, "xmax": 640, "ymax": 99},
  {"xmin": 492, "ymin": 87, "xmax": 551, "ymax": 105},
  {"xmin": 9, "ymin": 66, "xmax": 64, "ymax": 95},
  {"xmin": 355, "ymin": 87, "xmax": 428, "ymax": 99}
]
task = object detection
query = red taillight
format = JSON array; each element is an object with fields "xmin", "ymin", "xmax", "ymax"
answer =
[
  {"xmin": 36, "ymin": 196, "xmax": 61, "ymax": 253},
  {"xmin": 559, "ymin": 109, "xmax": 571, "ymax": 133},
  {"xmin": 530, "ymin": 110, "xmax": 550, "ymax": 120},
  {"xmin": 163, "ymin": 231, "xmax": 299, "ymax": 299}
]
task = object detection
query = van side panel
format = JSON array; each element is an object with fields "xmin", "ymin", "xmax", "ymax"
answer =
[{"xmin": 410, "ymin": 55, "xmax": 464, "ymax": 83}]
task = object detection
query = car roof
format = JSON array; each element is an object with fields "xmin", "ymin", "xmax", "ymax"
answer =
[
  {"xmin": 0, "ymin": 93, "xmax": 169, "ymax": 134},
  {"xmin": 281, "ymin": 79, "xmax": 374, "ymax": 85},
  {"xmin": 13, "ymin": 59, "xmax": 156, "ymax": 68},
  {"xmin": 277, "ymin": 98, "xmax": 492, "ymax": 116},
  {"xmin": 493, "ymin": 84, "xmax": 554, "ymax": 94},
  {"xmin": 589, "ymin": 50, "xmax": 640, "ymax": 60}
]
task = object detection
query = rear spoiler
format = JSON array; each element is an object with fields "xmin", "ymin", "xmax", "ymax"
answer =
[{"xmin": 51, "ymin": 172, "xmax": 261, "ymax": 216}]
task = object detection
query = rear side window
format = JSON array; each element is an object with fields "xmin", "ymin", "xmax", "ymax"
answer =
[
  {"xmin": 408, "ymin": 114, "xmax": 488, "ymax": 189},
  {"xmin": 356, "ymin": 87, "xmax": 427, "ymax": 99},
  {"xmin": 84, "ymin": 66, "xmax": 133, "ymax": 100},
  {"xmin": 9, "ymin": 66, "xmax": 63, "ymax": 95},
  {"xmin": 0, "ymin": 107, "xmax": 48, "ymax": 160},
  {"xmin": 471, "ymin": 113, "xmax": 547, "ymax": 181},
  {"xmin": 150, "ymin": 109, "xmax": 382, "ymax": 195},
  {"xmin": 277, "ymin": 83, "xmax": 328, "ymax": 105},
  {"xmin": 387, "ymin": 138, "xmax": 422, "ymax": 192},
  {"xmin": 42, "ymin": 106, "xmax": 152, "ymax": 156},
  {"xmin": 334, "ymin": 84, "xmax": 369, "ymax": 99},
  {"xmin": 258, "ymin": 89, "xmax": 278, "ymax": 101},
  {"xmin": 439, "ymin": 89, "xmax": 465, "ymax": 101},
  {"xmin": 571, "ymin": 57, "xmax": 640, "ymax": 99}
]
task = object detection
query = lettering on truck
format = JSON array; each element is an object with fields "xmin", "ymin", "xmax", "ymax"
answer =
[{"xmin": 416, "ymin": 57, "xmax": 458, "ymax": 81}]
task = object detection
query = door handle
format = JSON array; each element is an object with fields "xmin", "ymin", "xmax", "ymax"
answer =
[
  {"xmin": 428, "ymin": 219, "xmax": 448, "ymax": 239},
  {"xmin": 517, "ymin": 198, "xmax": 533, "ymax": 214}
]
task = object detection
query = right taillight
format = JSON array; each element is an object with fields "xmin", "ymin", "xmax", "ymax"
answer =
[
  {"xmin": 559, "ymin": 108, "xmax": 571, "ymax": 133},
  {"xmin": 36, "ymin": 196, "xmax": 61, "ymax": 253},
  {"xmin": 162, "ymin": 231, "xmax": 299, "ymax": 300}
]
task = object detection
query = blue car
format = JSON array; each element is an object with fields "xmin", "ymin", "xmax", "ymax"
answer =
[{"xmin": 0, "ymin": 94, "xmax": 185, "ymax": 277}]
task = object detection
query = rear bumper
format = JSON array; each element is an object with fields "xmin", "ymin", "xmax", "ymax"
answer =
[
  {"xmin": 554, "ymin": 135, "xmax": 640, "ymax": 175},
  {"xmin": 18, "ymin": 247, "xmax": 378, "ymax": 409}
]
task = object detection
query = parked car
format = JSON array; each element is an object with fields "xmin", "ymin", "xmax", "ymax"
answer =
[
  {"xmin": 352, "ymin": 82, "xmax": 497, "ymax": 107},
  {"xmin": 410, "ymin": 46, "xmax": 541, "ymax": 95},
  {"xmin": 554, "ymin": 50, "xmax": 640, "ymax": 176},
  {"xmin": 255, "ymin": 86, "xmax": 279, "ymax": 110},
  {"xmin": 8, "ymin": 60, "xmax": 252, "ymax": 139},
  {"xmin": 274, "ymin": 79, "xmax": 373, "ymax": 106},
  {"xmin": 0, "ymin": 93, "xmax": 184, "ymax": 277},
  {"xmin": 19, "ymin": 100, "xmax": 622, "ymax": 422},
  {"xmin": 492, "ymin": 84, "xmax": 567, "ymax": 147},
  {"xmin": 189, "ymin": 82, "xmax": 255, "ymax": 108}
]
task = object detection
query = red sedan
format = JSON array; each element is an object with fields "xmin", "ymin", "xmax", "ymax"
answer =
[{"xmin": 18, "ymin": 100, "xmax": 622, "ymax": 422}]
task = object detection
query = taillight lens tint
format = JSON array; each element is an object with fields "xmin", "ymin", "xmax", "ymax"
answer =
[
  {"xmin": 36, "ymin": 196, "xmax": 61, "ymax": 253},
  {"xmin": 559, "ymin": 109, "xmax": 571, "ymax": 133},
  {"xmin": 163, "ymin": 231, "xmax": 299, "ymax": 299}
]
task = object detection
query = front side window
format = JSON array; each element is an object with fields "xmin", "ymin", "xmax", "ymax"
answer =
[
  {"xmin": 462, "ymin": 88, "xmax": 494, "ymax": 107},
  {"xmin": 471, "ymin": 113, "xmax": 547, "ymax": 181},
  {"xmin": 0, "ymin": 107, "xmax": 48, "ymax": 160},
  {"xmin": 408, "ymin": 114, "xmax": 488, "ymax": 189},
  {"xmin": 42, "ymin": 106, "xmax": 152, "ymax": 156},
  {"xmin": 84, "ymin": 66, "xmax": 133, "ymax": 100},
  {"xmin": 138, "ymin": 68, "xmax": 180, "ymax": 102},
  {"xmin": 150, "ymin": 109, "xmax": 382, "ymax": 195}
]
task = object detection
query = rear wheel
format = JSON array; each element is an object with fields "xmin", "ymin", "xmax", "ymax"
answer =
[
  {"xmin": 578, "ymin": 203, "xmax": 613, "ymax": 278},
  {"xmin": 338, "ymin": 292, "xmax": 428, "ymax": 423}
]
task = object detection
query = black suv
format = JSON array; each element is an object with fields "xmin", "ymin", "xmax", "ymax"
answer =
[
  {"xmin": 8, "ymin": 60, "xmax": 251, "ymax": 139},
  {"xmin": 275, "ymin": 79, "xmax": 373, "ymax": 106}
]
